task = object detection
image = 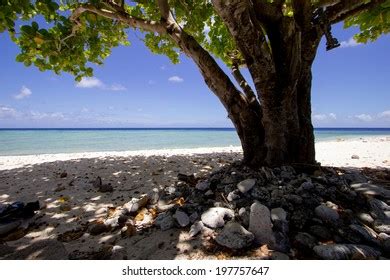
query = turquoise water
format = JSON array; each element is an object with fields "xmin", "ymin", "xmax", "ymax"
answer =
[{"xmin": 0, "ymin": 128, "xmax": 389, "ymax": 156}]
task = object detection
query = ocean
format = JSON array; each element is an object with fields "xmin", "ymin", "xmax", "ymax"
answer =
[{"xmin": 0, "ymin": 128, "xmax": 389, "ymax": 156}]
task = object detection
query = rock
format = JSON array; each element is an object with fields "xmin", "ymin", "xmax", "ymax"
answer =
[
  {"xmin": 373, "ymin": 220, "xmax": 390, "ymax": 234},
  {"xmin": 315, "ymin": 204, "xmax": 339, "ymax": 224},
  {"xmin": 227, "ymin": 190, "xmax": 240, "ymax": 202},
  {"xmin": 189, "ymin": 212, "xmax": 199, "ymax": 223},
  {"xmin": 205, "ymin": 190, "xmax": 214, "ymax": 197},
  {"xmin": 177, "ymin": 173, "xmax": 196, "ymax": 185},
  {"xmin": 249, "ymin": 202, "xmax": 275, "ymax": 246},
  {"xmin": 350, "ymin": 183, "xmax": 390, "ymax": 199},
  {"xmin": 237, "ymin": 179, "xmax": 256, "ymax": 193},
  {"xmin": 195, "ymin": 181, "xmax": 209, "ymax": 191},
  {"xmin": 286, "ymin": 194, "xmax": 303, "ymax": 204},
  {"xmin": 59, "ymin": 203, "xmax": 71, "ymax": 212},
  {"xmin": 309, "ymin": 225, "xmax": 333, "ymax": 241},
  {"xmin": 147, "ymin": 188, "xmax": 161, "ymax": 205},
  {"xmin": 155, "ymin": 213, "xmax": 175, "ymax": 231},
  {"xmin": 156, "ymin": 200, "xmax": 175, "ymax": 212},
  {"xmin": 368, "ymin": 198, "xmax": 390, "ymax": 219},
  {"xmin": 201, "ymin": 207, "xmax": 234, "ymax": 229},
  {"xmin": 349, "ymin": 224, "xmax": 379, "ymax": 244},
  {"xmin": 121, "ymin": 222, "xmax": 136, "ymax": 238},
  {"xmin": 238, "ymin": 207, "xmax": 250, "ymax": 228},
  {"xmin": 271, "ymin": 208, "xmax": 287, "ymax": 222},
  {"xmin": 0, "ymin": 244, "xmax": 14, "ymax": 257},
  {"xmin": 351, "ymin": 155, "xmax": 360, "ymax": 159},
  {"xmin": 215, "ymin": 222, "xmax": 254, "ymax": 249},
  {"xmin": 54, "ymin": 186, "xmax": 66, "ymax": 192},
  {"xmin": 314, "ymin": 244, "xmax": 381, "ymax": 260},
  {"xmin": 343, "ymin": 172, "xmax": 368, "ymax": 184},
  {"xmin": 378, "ymin": 232, "xmax": 390, "ymax": 241},
  {"xmin": 89, "ymin": 223, "xmax": 110, "ymax": 235},
  {"xmin": 300, "ymin": 181, "xmax": 314, "ymax": 191},
  {"xmin": 0, "ymin": 221, "xmax": 21, "ymax": 236},
  {"xmin": 60, "ymin": 171, "xmax": 68, "ymax": 178},
  {"xmin": 189, "ymin": 221, "xmax": 204, "ymax": 237},
  {"xmin": 111, "ymin": 245, "xmax": 127, "ymax": 260},
  {"xmin": 356, "ymin": 212, "xmax": 374, "ymax": 225},
  {"xmin": 269, "ymin": 251, "xmax": 290, "ymax": 260},
  {"xmin": 174, "ymin": 209, "xmax": 190, "ymax": 227},
  {"xmin": 294, "ymin": 232, "xmax": 317, "ymax": 251},
  {"xmin": 123, "ymin": 195, "xmax": 149, "ymax": 214},
  {"xmin": 98, "ymin": 184, "xmax": 113, "ymax": 193},
  {"xmin": 1, "ymin": 240, "xmax": 68, "ymax": 260}
]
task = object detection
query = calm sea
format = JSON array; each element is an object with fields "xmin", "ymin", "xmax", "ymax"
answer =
[{"xmin": 0, "ymin": 128, "xmax": 389, "ymax": 156}]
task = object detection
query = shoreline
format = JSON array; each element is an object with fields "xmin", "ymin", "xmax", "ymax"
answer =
[{"xmin": 0, "ymin": 136, "xmax": 389, "ymax": 170}]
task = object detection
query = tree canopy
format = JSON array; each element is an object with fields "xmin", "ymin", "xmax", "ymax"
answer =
[{"xmin": 1, "ymin": 1, "xmax": 389, "ymax": 81}]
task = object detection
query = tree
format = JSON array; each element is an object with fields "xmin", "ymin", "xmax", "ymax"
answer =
[{"xmin": 1, "ymin": 0, "xmax": 389, "ymax": 166}]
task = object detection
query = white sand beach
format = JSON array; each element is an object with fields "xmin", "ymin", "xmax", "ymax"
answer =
[{"xmin": 0, "ymin": 136, "xmax": 389, "ymax": 259}]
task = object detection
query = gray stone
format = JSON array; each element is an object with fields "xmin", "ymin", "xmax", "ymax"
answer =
[
  {"xmin": 351, "ymin": 155, "xmax": 360, "ymax": 159},
  {"xmin": 89, "ymin": 223, "xmax": 110, "ymax": 235},
  {"xmin": 201, "ymin": 207, "xmax": 234, "ymax": 229},
  {"xmin": 227, "ymin": 190, "xmax": 240, "ymax": 202},
  {"xmin": 271, "ymin": 208, "xmax": 287, "ymax": 222},
  {"xmin": 314, "ymin": 244, "xmax": 381, "ymax": 260},
  {"xmin": 156, "ymin": 200, "xmax": 175, "ymax": 212},
  {"xmin": 189, "ymin": 221, "xmax": 204, "ymax": 237},
  {"xmin": 350, "ymin": 183, "xmax": 390, "ymax": 199},
  {"xmin": 0, "ymin": 220, "xmax": 21, "ymax": 236},
  {"xmin": 111, "ymin": 245, "xmax": 127, "ymax": 260},
  {"xmin": 174, "ymin": 209, "xmax": 190, "ymax": 227},
  {"xmin": 269, "ymin": 251, "xmax": 290, "ymax": 260},
  {"xmin": 249, "ymin": 202, "xmax": 275, "ymax": 246},
  {"xmin": 2, "ymin": 240, "xmax": 68, "ymax": 260},
  {"xmin": 237, "ymin": 179, "xmax": 256, "ymax": 193},
  {"xmin": 215, "ymin": 222, "xmax": 254, "ymax": 249},
  {"xmin": 309, "ymin": 225, "xmax": 333, "ymax": 241},
  {"xmin": 373, "ymin": 220, "xmax": 390, "ymax": 234},
  {"xmin": 294, "ymin": 232, "xmax": 317, "ymax": 251},
  {"xmin": 205, "ymin": 190, "xmax": 214, "ymax": 197},
  {"xmin": 343, "ymin": 172, "xmax": 368, "ymax": 184},
  {"xmin": 195, "ymin": 180, "xmax": 209, "ymax": 191},
  {"xmin": 368, "ymin": 198, "xmax": 390, "ymax": 219},
  {"xmin": 378, "ymin": 232, "xmax": 390, "ymax": 241},
  {"xmin": 349, "ymin": 224, "xmax": 379, "ymax": 245},
  {"xmin": 123, "ymin": 195, "xmax": 149, "ymax": 214},
  {"xmin": 315, "ymin": 204, "xmax": 339, "ymax": 223},
  {"xmin": 189, "ymin": 212, "xmax": 199, "ymax": 224},
  {"xmin": 98, "ymin": 184, "xmax": 113, "ymax": 193},
  {"xmin": 356, "ymin": 212, "xmax": 374, "ymax": 225},
  {"xmin": 155, "ymin": 213, "xmax": 175, "ymax": 231},
  {"xmin": 238, "ymin": 207, "xmax": 250, "ymax": 228}
]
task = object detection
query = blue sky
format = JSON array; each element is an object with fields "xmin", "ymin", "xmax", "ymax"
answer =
[{"xmin": 0, "ymin": 23, "xmax": 389, "ymax": 128}]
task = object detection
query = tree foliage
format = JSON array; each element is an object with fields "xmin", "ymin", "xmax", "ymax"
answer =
[{"xmin": 1, "ymin": 1, "xmax": 388, "ymax": 80}]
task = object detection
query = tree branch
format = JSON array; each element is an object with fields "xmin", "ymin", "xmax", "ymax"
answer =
[
  {"xmin": 70, "ymin": 4, "xmax": 166, "ymax": 34},
  {"xmin": 231, "ymin": 62, "xmax": 257, "ymax": 103},
  {"xmin": 327, "ymin": 0, "xmax": 385, "ymax": 24}
]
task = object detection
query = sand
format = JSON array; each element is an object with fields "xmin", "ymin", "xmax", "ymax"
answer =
[{"xmin": 0, "ymin": 136, "xmax": 389, "ymax": 259}]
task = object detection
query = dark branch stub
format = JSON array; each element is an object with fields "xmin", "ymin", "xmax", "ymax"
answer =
[{"xmin": 312, "ymin": 8, "xmax": 340, "ymax": 51}]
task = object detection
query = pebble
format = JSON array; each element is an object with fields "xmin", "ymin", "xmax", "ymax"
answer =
[
  {"xmin": 121, "ymin": 222, "xmax": 136, "ymax": 238},
  {"xmin": 0, "ymin": 221, "xmax": 21, "ymax": 236},
  {"xmin": 195, "ymin": 181, "xmax": 209, "ymax": 191},
  {"xmin": 174, "ymin": 210, "xmax": 190, "ymax": 227},
  {"xmin": 314, "ymin": 204, "xmax": 339, "ymax": 224},
  {"xmin": 237, "ymin": 179, "xmax": 256, "ymax": 193},
  {"xmin": 249, "ymin": 202, "xmax": 275, "ymax": 246},
  {"xmin": 123, "ymin": 195, "xmax": 149, "ymax": 214},
  {"xmin": 350, "ymin": 183, "xmax": 390, "ymax": 199},
  {"xmin": 89, "ymin": 223, "xmax": 109, "ymax": 235},
  {"xmin": 201, "ymin": 207, "xmax": 234, "ymax": 228},
  {"xmin": 356, "ymin": 212, "xmax": 374, "ymax": 225},
  {"xmin": 373, "ymin": 220, "xmax": 390, "ymax": 234},
  {"xmin": 215, "ymin": 222, "xmax": 254, "ymax": 249},
  {"xmin": 314, "ymin": 244, "xmax": 381, "ymax": 260},
  {"xmin": 271, "ymin": 208, "xmax": 287, "ymax": 222},
  {"xmin": 294, "ymin": 232, "xmax": 317, "ymax": 251},
  {"xmin": 155, "ymin": 213, "xmax": 175, "ymax": 231},
  {"xmin": 351, "ymin": 155, "xmax": 360, "ymax": 159},
  {"xmin": 227, "ymin": 191, "xmax": 240, "ymax": 202},
  {"xmin": 189, "ymin": 221, "xmax": 204, "ymax": 237}
]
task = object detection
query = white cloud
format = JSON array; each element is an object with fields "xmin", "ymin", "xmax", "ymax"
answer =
[
  {"xmin": 355, "ymin": 114, "xmax": 373, "ymax": 122},
  {"xmin": 81, "ymin": 107, "xmax": 89, "ymax": 113},
  {"xmin": 313, "ymin": 113, "xmax": 337, "ymax": 121},
  {"xmin": 76, "ymin": 77, "xmax": 104, "ymax": 89},
  {"xmin": 14, "ymin": 86, "xmax": 32, "ymax": 100},
  {"xmin": 0, "ymin": 106, "xmax": 18, "ymax": 119},
  {"xmin": 340, "ymin": 37, "xmax": 360, "ymax": 48},
  {"xmin": 378, "ymin": 110, "xmax": 390, "ymax": 119},
  {"xmin": 76, "ymin": 77, "xmax": 126, "ymax": 91},
  {"xmin": 168, "ymin": 76, "xmax": 184, "ymax": 83},
  {"xmin": 148, "ymin": 80, "xmax": 156, "ymax": 85}
]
